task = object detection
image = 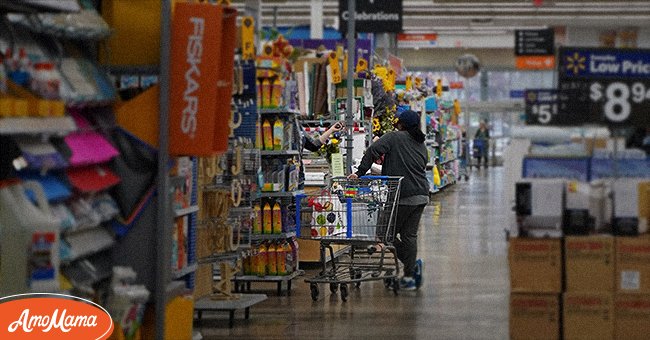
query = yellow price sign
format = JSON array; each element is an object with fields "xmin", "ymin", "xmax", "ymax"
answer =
[
  {"xmin": 329, "ymin": 52, "xmax": 342, "ymax": 84},
  {"xmin": 241, "ymin": 16, "xmax": 255, "ymax": 60},
  {"xmin": 387, "ymin": 69, "xmax": 396, "ymax": 91},
  {"xmin": 355, "ymin": 57, "xmax": 368, "ymax": 73},
  {"xmin": 436, "ymin": 79, "xmax": 443, "ymax": 97},
  {"xmin": 405, "ymin": 75, "xmax": 412, "ymax": 91}
]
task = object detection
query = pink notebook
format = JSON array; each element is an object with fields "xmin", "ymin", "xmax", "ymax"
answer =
[{"xmin": 65, "ymin": 113, "xmax": 119, "ymax": 166}]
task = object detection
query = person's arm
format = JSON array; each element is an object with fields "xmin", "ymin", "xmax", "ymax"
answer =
[
  {"xmin": 354, "ymin": 133, "xmax": 393, "ymax": 177},
  {"xmin": 302, "ymin": 122, "xmax": 344, "ymax": 152},
  {"xmin": 303, "ymin": 135, "xmax": 322, "ymax": 152}
]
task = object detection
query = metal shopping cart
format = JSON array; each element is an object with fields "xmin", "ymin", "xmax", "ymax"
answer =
[{"xmin": 296, "ymin": 176, "xmax": 403, "ymax": 301}]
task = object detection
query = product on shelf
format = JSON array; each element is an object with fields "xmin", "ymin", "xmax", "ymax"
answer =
[{"xmin": 267, "ymin": 242, "xmax": 277, "ymax": 276}]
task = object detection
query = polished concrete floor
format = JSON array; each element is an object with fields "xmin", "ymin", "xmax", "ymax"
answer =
[{"xmin": 197, "ymin": 167, "xmax": 513, "ymax": 339}]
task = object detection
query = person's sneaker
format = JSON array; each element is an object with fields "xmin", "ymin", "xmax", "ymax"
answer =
[
  {"xmin": 414, "ymin": 259, "xmax": 423, "ymax": 289},
  {"xmin": 400, "ymin": 277, "xmax": 416, "ymax": 291}
]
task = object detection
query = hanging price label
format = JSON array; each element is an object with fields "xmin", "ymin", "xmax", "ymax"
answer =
[
  {"xmin": 525, "ymin": 89, "xmax": 560, "ymax": 125},
  {"xmin": 329, "ymin": 52, "xmax": 342, "ymax": 84}
]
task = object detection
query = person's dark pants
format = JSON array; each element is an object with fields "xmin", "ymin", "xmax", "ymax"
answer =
[{"xmin": 394, "ymin": 204, "xmax": 426, "ymax": 277}]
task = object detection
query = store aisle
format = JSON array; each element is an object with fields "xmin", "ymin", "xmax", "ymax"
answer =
[{"xmin": 198, "ymin": 168, "xmax": 512, "ymax": 340}]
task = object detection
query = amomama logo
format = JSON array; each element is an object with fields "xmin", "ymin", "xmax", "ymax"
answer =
[{"xmin": 0, "ymin": 293, "xmax": 113, "ymax": 339}]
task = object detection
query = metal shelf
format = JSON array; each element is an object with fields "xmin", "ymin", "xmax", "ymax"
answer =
[
  {"xmin": 440, "ymin": 157, "xmax": 458, "ymax": 165},
  {"xmin": 174, "ymin": 205, "xmax": 199, "ymax": 217},
  {"xmin": 0, "ymin": 117, "xmax": 77, "ymax": 136},
  {"xmin": 258, "ymin": 190, "xmax": 304, "ymax": 198},
  {"xmin": 250, "ymin": 231, "xmax": 296, "ymax": 242},
  {"xmin": 260, "ymin": 108, "xmax": 301, "ymax": 115},
  {"xmin": 233, "ymin": 270, "xmax": 301, "ymax": 283},
  {"xmin": 260, "ymin": 150, "xmax": 300, "ymax": 156},
  {"xmin": 172, "ymin": 263, "xmax": 198, "ymax": 279}
]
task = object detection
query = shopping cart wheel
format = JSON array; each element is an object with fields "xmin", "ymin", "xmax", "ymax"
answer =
[
  {"xmin": 392, "ymin": 278, "xmax": 399, "ymax": 295},
  {"xmin": 310, "ymin": 283, "xmax": 319, "ymax": 301},
  {"xmin": 329, "ymin": 283, "xmax": 338, "ymax": 293},
  {"xmin": 340, "ymin": 283, "xmax": 348, "ymax": 301}
]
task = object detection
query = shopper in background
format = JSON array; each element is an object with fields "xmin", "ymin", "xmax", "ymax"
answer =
[
  {"xmin": 349, "ymin": 110, "xmax": 428, "ymax": 290},
  {"xmin": 474, "ymin": 121, "xmax": 490, "ymax": 168},
  {"xmin": 301, "ymin": 121, "xmax": 344, "ymax": 153}
]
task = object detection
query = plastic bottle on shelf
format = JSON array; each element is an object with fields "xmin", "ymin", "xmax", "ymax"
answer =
[
  {"xmin": 255, "ymin": 119, "xmax": 262, "ymax": 150},
  {"xmin": 257, "ymin": 243, "xmax": 268, "ymax": 277},
  {"xmin": 272, "ymin": 202, "xmax": 282, "ymax": 234},
  {"xmin": 271, "ymin": 78, "xmax": 283, "ymax": 108},
  {"xmin": 276, "ymin": 241, "xmax": 286, "ymax": 275},
  {"xmin": 249, "ymin": 249, "xmax": 258, "ymax": 276},
  {"xmin": 0, "ymin": 181, "xmax": 62, "ymax": 295},
  {"xmin": 31, "ymin": 61, "xmax": 60, "ymax": 100},
  {"xmin": 266, "ymin": 242, "xmax": 277, "ymax": 276},
  {"xmin": 252, "ymin": 204, "xmax": 262, "ymax": 234},
  {"xmin": 273, "ymin": 119, "xmax": 284, "ymax": 151},
  {"xmin": 0, "ymin": 56, "xmax": 7, "ymax": 93},
  {"xmin": 263, "ymin": 119, "xmax": 273, "ymax": 151},
  {"xmin": 263, "ymin": 202, "xmax": 272, "ymax": 234}
]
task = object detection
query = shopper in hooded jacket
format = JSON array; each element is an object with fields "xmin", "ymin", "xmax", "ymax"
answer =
[{"xmin": 349, "ymin": 110, "xmax": 428, "ymax": 290}]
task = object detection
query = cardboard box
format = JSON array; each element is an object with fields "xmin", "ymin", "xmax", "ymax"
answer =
[
  {"xmin": 615, "ymin": 293, "xmax": 650, "ymax": 340},
  {"xmin": 616, "ymin": 236, "xmax": 650, "ymax": 292},
  {"xmin": 565, "ymin": 236, "xmax": 615, "ymax": 291},
  {"xmin": 509, "ymin": 238, "xmax": 562, "ymax": 293},
  {"xmin": 510, "ymin": 293, "xmax": 560, "ymax": 340},
  {"xmin": 563, "ymin": 292, "xmax": 614, "ymax": 340}
]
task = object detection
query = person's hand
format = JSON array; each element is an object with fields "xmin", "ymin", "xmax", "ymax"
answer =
[
  {"xmin": 329, "ymin": 121, "xmax": 345, "ymax": 133},
  {"xmin": 347, "ymin": 173, "xmax": 358, "ymax": 179}
]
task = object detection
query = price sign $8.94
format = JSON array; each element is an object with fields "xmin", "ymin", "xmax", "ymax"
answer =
[{"xmin": 589, "ymin": 81, "xmax": 650, "ymax": 123}]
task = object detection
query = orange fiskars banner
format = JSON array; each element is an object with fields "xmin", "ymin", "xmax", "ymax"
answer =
[{"xmin": 169, "ymin": 3, "xmax": 237, "ymax": 156}]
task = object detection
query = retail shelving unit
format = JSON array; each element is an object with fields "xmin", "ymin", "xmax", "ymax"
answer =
[{"xmin": 236, "ymin": 107, "xmax": 303, "ymax": 295}]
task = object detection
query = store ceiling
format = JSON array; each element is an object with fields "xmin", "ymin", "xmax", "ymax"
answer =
[{"xmin": 230, "ymin": 1, "xmax": 650, "ymax": 34}]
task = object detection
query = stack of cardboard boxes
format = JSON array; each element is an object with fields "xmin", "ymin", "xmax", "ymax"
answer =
[{"xmin": 509, "ymin": 234, "xmax": 650, "ymax": 339}]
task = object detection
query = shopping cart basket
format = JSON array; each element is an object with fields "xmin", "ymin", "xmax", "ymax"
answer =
[{"xmin": 296, "ymin": 176, "xmax": 403, "ymax": 301}]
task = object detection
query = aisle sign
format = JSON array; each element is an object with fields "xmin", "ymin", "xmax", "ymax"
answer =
[
  {"xmin": 339, "ymin": 0, "xmax": 403, "ymax": 33},
  {"xmin": 525, "ymin": 89, "xmax": 560, "ymax": 125},
  {"xmin": 396, "ymin": 34, "xmax": 438, "ymax": 49},
  {"xmin": 558, "ymin": 47, "xmax": 650, "ymax": 127},
  {"xmin": 515, "ymin": 29, "xmax": 554, "ymax": 56}
]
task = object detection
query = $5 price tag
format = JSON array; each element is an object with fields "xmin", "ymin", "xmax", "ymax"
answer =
[
  {"xmin": 530, "ymin": 103, "xmax": 558, "ymax": 124},
  {"xmin": 590, "ymin": 81, "xmax": 650, "ymax": 123}
]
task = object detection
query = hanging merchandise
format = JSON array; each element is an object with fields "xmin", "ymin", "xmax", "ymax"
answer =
[
  {"xmin": 433, "ymin": 165, "xmax": 441, "ymax": 187},
  {"xmin": 169, "ymin": 2, "xmax": 237, "ymax": 156},
  {"xmin": 0, "ymin": 180, "xmax": 62, "ymax": 295}
]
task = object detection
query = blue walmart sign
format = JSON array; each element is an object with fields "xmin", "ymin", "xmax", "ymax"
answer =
[{"xmin": 560, "ymin": 47, "xmax": 650, "ymax": 79}]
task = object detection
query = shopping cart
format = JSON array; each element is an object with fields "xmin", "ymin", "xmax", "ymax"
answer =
[{"xmin": 296, "ymin": 176, "xmax": 403, "ymax": 301}]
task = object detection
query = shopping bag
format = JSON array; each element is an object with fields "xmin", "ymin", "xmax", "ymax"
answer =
[{"xmin": 169, "ymin": 2, "xmax": 237, "ymax": 156}]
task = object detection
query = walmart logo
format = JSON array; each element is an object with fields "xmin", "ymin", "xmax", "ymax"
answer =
[{"xmin": 565, "ymin": 52, "xmax": 586, "ymax": 75}]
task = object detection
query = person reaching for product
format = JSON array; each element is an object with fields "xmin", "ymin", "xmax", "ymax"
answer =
[
  {"xmin": 302, "ymin": 121, "xmax": 345, "ymax": 153},
  {"xmin": 349, "ymin": 110, "xmax": 428, "ymax": 290}
]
